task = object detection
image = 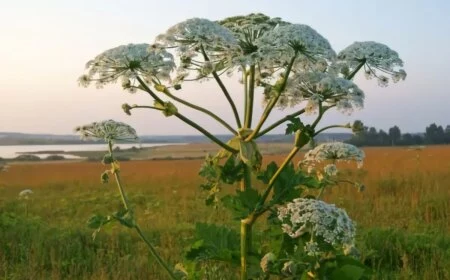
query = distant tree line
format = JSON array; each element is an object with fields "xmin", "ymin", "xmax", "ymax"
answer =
[{"xmin": 346, "ymin": 123, "xmax": 450, "ymax": 146}]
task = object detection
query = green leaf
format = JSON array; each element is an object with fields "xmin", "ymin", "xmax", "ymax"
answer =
[
  {"xmin": 185, "ymin": 223, "xmax": 240, "ymax": 264},
  {"xmin": 112, "ymin": 209, "xmax": 135, "ymax": 228},
  {"xmin": 221, "ymin": 188, "xmax": 261, "ymax": 219},
  {"xmin": 100, "ymin": 171, "xmax": 109, "ymax": 184},
  {"xmin": 239, "ymin": 140, "xmax": 262, "ymax": 171},
  {"xmin": 219, "ymin": 155, "xmax": 244, "ymax": 184},
  {"xmin": 215, "ymin": 137, "xmax": 240, "ymax": 159},
  {"xmin": 329, "ymin": 265, "xmax": 365, "ymax": 280},
  {"xmin": 257, "ymin": 162, "xmax": 303, "ymax": 206},
  {"xmin": 285, "ymin": 117, "xmax": 303, "ymax": 135},
  {"xmin": 87, "ymin": 214, "xmax": 110, "ymax": 229}
]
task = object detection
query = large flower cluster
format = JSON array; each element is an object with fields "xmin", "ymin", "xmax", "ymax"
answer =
[
  {"xmin": 155, "ymin": 18, "xmax": 240, "ymax": 83},
  {"xmin": 281, "ymin": 72, "xmax": 364, "ymax": 113},
  {"xmin": 303, "ymin": 142, "xmax": 365, "ymax": 168},
  {"xmin": 75, "ymin": 120, "xmax": 138, "ymax": 143},
  {"xmin": 278, "ymin": 198, "xmax": 355, "ymax": 256},
  {"xmin": 336, "ymin": 41, "xmax": 406, "ymax": 86},
  {"xmin": 259, "ymin": 24, "xmax": 335, "ymax": 66},
  {"xmin": 78, "ymin": 44, "xmax": 175, "ymax": 91}
]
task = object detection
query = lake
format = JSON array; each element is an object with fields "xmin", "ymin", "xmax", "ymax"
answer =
[{"xmin": 0, "ymin": 143, "xmax": 181, "ymax": 159}]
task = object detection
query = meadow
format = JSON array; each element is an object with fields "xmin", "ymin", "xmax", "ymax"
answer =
[{"xmin": 0, "ymin": 145, "xmax": 449, "ymax": 279}]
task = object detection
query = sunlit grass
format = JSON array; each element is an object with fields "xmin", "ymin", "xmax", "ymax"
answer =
[{"xmin": 1, "ymin": 146, "xmax": 449, "ymax": 279}]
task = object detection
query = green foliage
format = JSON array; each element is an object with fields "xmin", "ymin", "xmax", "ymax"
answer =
[
  {"xmin": 87, "ymin": 214, "xmax": 111, "ymax": 229},
  {"xmin": 221, "ymin": 188, "xmax": 261, "ymax": 219},
  {"xmin": 257, "ymin": 161, "xmax": 320, "ymax": 206},
  {"xmin": 285, "ymin": 117, "xmax": 303, "ymax": 135},
  {"xmin": 112, "ymin": 209, "xmax": 135, "ymax": 228},
  {"xmin": 239, "ymin": 140, "xmax": 262, "ymax": 171},
  {"xmin": 199, "ymin": 154, "xmax": 244, "ymax": 206},
  {"xmin": 100, "ymin": 171, "xmax": 109, "ymax": 184},
  {"xmin": 185, "ymin": 223, "xmax": 240, "ymax": 264}
]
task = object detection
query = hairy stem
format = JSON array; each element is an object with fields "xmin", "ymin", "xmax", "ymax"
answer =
[
  {"xmin": 346, "ymin": 60, "xmax": 366, "ymax": 80},
  {"xmin": 247, "ymin": 55, "xmax": 297, "ymax": 141},
  {"xmin": 314, "ymin": 125, "xmax": 350, "ymax": 136},
  {"xmin": 199, "ymin": 45, "xmax": 242, "ymax": 128},
  {"xmin": 161, "ymin": 88, "xmax": 237, "ymax": 135},
  {"xmin": 256, "ymin": 109, "xmax": 306, "ymax": 137},
  {"xmin": 107, "ymin": 142, "xmax": 178, "ymax": 280},
  {"xmin": 240, "ymin": 165, "xmax": 252, "ymax": 280},
  {"xmin": 255, "ymin": 146, "xmax": 300, "ymax": 212},
  {"xmin": 244, "ymin": 65, "xmax": 256, "ymax": 128},
  {"xmin": 135, "ymin": 76, "xmax": 237, "ymax": 153}
]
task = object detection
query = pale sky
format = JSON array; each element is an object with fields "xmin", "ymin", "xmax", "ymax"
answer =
[{"xmin": 1, "ymin": 0, "xmax": 449, "ymax": 135}]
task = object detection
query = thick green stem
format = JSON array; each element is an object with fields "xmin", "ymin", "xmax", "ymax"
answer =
[
  {"xmin": 256, "ymin": 109, "xmax": 306, "ymax": 138},
  {"xmin": 256, "ymin": 146, "xmax": 300, "ymax": 212},
  {"xmin": 161, "ymin": 88, "xmax": 237, "ymax": 135},
  {"xmin": 346, "ymin": 60, "xmax": 366, "ymax": 80},
  {"xmin": 135, "ymin": 76, "xmax": 237, "ymax": 153},
  {"xmin": 240, "ymin": 165, "xmax": 252, "ymax": 280},
  {"xmin": 244, "ymin": 65, "xmax": 255, "ymax": 128},
  {"xmin": 174, "ymin": 113, "xmax": 238, "ymax": 153},
  {"xmin": 240, "ymin": 221, "xmax": 249, "ymax": 280},
  {"xmin": 107, "ymin": 142, "xmax": 177, "ymax": 280},
  {"xmin": 247, "ymin": 55, "xmax": 297, "ymax": 141}
]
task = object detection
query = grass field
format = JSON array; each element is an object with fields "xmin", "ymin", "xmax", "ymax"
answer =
[{"xmin": 1, "ymin": 145, "xmax": 449, "ymax": 279}]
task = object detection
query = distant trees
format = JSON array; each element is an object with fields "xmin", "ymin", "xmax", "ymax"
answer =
[
  {"xmin": 388, "ymin": 126, "xmax": 401, "ymax": 145},
  {"xmin": 346, "ymin": 122, "xmax": 450, "ymax": 146}
]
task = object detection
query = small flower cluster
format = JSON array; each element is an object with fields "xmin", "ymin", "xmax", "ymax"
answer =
[
  {"xmin": 303, "ymin": 142, "xmax": 365, "ymax": 168},
  {"xmin": 78, "ymin": 44, "xmax": 175, "ymax": 91},
  {"xmin": 278, "ymin": 198, "xmax": 356, "ymax": 256},
  {"xmin": 336, "ymin": 41, "xmax": 406, "ymax": 86},
  {"xmin": 19, "ymin": 189, "xmax": 33, "ymax": 199},
  {"xmin": 75, "ymin": 120, "xmax": 138, "ymax": 143},
  {"xmin": 282, "ymin": 72, "xmax": 364, "ymax": 114},
  {"xmin": 323, "ymin": 163, "xmax": 338, "ymax": 176}
]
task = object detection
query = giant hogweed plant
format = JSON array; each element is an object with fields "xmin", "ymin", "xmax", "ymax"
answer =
[{"xmin": 77, "ymin": 13, "xmax": 406, "ymax": 280}]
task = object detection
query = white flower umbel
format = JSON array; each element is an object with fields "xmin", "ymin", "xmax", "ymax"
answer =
[
  {"xmin": 303, "ymin": 142, "xmax": 365, "ymax": 168},
  {"xmin": 78, "ymin": 44, "xmax": 175, "ymax": 91},
  {"xmin": 156, "ymin": 18, "xmax": 238, "ymax": 51},
  {"xmin": 282, "ymin": 72, "xmax": 364, "ymax": 113},
  {"xmin": 19, "ymin": 189, "xmax": 33, "ymax": 199},
  {"xmin": 336, "ymin": 41, "xmax": 406, "ymax": 86},
  {"xmin": 278, "ymin": 198, "xmax": 356, "ymax": 256},
  {"xmin": 75, "ymin": 120, "xmax": 138, "ymax": 143},
  {"xmin": 258, "ymin": 24, "xmax": 336, "ymax": 67},
  {"xmin": 156, "ymin": 18, "xmax": 240, "ymax": 82}
]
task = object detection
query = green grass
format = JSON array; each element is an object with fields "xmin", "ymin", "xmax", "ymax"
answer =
[{"xmin": 1, "ymin": 149, "xmax": 450, "ymax": 279}]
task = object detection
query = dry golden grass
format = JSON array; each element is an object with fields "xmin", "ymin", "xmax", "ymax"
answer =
[{"xmin": 1, "ymin": 145, "xmax": 449, "ymax": 279}]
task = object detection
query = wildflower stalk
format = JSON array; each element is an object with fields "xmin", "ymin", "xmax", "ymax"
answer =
[
  {"xmin": 255, "ymin": 146, "xmax": 301, "ymax": 214},
  {"xmin": 106, "ymin": 141, "xmax": 178, "ymax": 280},
  {"xmin": 159, "ymin": 87, "xmax": 238, "ymax": 135},
  {"xmin": 200, "ymin": 45, "xmax": 242, "ymax": 128},
  {"xmin": 314, "ymin": 125, "xmax": 350, "ymax": 136},
  {"xmin": 256, "ymin": 109, "xmax": 306, "ymax": 137},
  {"xmin": 240, "ymin": 165, "xmax": 252, "ymax": 280},
  {"xmin": 346, "ymin": 59, "xmax": 366, "ymax": 80},
  {"xmin": 244, "ymin": 65, "xmax": 256, "ymax": 128},
  {"xmin": 135, "ymin": 76, "xmax": 238, "ymax": 153},
  {"xmin": 246, "ymin": 54, "xmax": 297, "ymax": 141}
]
